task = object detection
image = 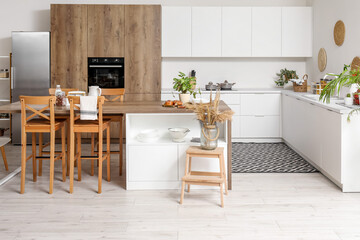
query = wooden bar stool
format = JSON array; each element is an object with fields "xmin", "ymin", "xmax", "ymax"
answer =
[
  {"xmin": 0, "ymin": 137, "xmax": 10, "ymax": 171},
  {"xmin": 180, "ymin": 146, "xmax": 228, "ymax": 207},
  {"xmin": 90, "ymin": 88, "xmax": 125, "ymax": 176},
  {"xmin": 68, "ymin": 96, "xmax": 111, "ymax": 194},
  {"xmin": 20, "ymin": 96, "xmax": 66, "ymax": 194},
  {"xmin": 38, "ymin": 88, "xmax": 79, "ymax": 177}
]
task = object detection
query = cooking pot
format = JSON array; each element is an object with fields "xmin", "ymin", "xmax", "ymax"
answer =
[
  {"xmin": 217, "ymin": 80, "xmax": 236, "ymax": 90},
  {"xmin": 205, "ymin": 82, "xmax": 218, "ymax": 91}
]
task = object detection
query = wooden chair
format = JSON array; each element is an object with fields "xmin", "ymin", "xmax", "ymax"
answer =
[
  {"xmin": 20, "ymin": 96, "xmax": 66, "ymax": 194},
  {"xmin": 0, "ymin": 137, "xmax": 10, "ymax": 171},
  {"xmin": 90, "ymin": 88, "xmax": 125, "ymax": 176},
  {"xmin": 68, "ymin": 96, "xmax": 111, "ymax": 194},
  {"xmin": 180, "ymin": 146, "xmax": 228, "ymax": 207},
  {"xmin": 38, "ymin": 88, "xmax": 79, "ymax": 177}
]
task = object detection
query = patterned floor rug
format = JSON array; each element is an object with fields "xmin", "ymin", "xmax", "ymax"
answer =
[{"xmin": 232, "ymin": 142, "xmax": 318, "ymax": 173}]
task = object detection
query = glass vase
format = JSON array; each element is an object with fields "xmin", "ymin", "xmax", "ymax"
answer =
[{"xmin": 200, "ymin": 121, "xmax": 219, "ymax": 150}]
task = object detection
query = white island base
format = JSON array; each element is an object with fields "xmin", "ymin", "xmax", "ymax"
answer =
[{"xmin": 125, "ymin": 113, "xmax": 229, "ymax": 190}]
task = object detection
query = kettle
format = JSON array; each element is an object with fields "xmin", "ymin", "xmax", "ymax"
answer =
[{"xmin": 88, "ymin": 86, "xmax": 102, "ymax": 96}]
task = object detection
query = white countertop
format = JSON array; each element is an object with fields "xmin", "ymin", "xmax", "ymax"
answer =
[
  {"xmin": 161, "ymin": 88, "xmax": 282, "ymax": 94},
  {"xmin": 281, "ymin": 90, "xmax": 353, "ymax": 114},
  {"xmin": 162, "ymin": 88, "xmax": 358, "ymax": 114}
]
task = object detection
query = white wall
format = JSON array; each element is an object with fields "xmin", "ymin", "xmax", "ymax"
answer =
[
  {"xmin": 0, "ymin": 0, "xmax": 309, "ymax": 90},
  {"xmin": 162, "ymin": 58, "xmax": 307, "ymax": 89},
  {"xmin": 306, "ymin": 0, "xmax": 360, "ymax": 95}
]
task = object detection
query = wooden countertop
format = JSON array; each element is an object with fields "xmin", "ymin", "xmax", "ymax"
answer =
[{"xmin": 0, "ymin": 101, "xmax": 231, "ymax": 114}]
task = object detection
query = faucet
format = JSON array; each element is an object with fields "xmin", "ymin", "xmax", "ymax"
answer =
[{"xmin": 323, "ymin": 73, "xmax": 339, "ymax": 98}]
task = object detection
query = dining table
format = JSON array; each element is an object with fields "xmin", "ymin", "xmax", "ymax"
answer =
[{"xmin": 0, "ymin": 101, "xmax": 233, "ymax": 190}]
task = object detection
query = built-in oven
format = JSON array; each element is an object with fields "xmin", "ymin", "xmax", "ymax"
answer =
[{"xmin": 88, "ymin": 57, "xmax": 124, "ymax": 89}]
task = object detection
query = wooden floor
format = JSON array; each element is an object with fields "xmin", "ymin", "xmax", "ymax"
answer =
[{"xmin": 1, "ymin": 144, "xmax": 360, "ymax": 240}]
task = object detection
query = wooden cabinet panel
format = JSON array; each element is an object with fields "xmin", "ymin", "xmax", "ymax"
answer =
[
  {"xmin": 87, "ymin": 5, "xmax": 125, "ymax": 57},
  {"xmin": 125, "ymin": 5, "xmax": 161, "ymax": 100},
  {"xmin": 51, "ymin": 4, "xmax": 88, "ymax": 91}
]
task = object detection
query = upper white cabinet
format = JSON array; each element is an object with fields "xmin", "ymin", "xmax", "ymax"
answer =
[
  {"xmin": 252, "ymin": 7, "xmax": 282, "ymax": 57},
  {"xmin": 282, "ymin": 7, "xmax": 312, "ymax": 57},
  {"xmin": 161, "ymin": 6, "xmax": 312, "ymax": 58},
  {"xmin": 162, "ymin": 7, "xmax": 192, "ymax": 57},
  {"xmin": 221, "ymin": 7, "xmax": 252, "ymax": 57},
  {"xmin": 191, "ymin": 7, "xmax": 222, "ymax": 57}
]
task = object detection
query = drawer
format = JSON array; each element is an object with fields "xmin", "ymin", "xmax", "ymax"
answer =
[
  {"xmin": 240, "ymin": 93, "xmax": 280, "ymax": 115},
  {"xmin": 240, "ymin": 116, "xmax": 280, "ymax": 138},
  {"xmin": 220, "ymin": 94, "xmax": 241, "ymax": 104},
  {"xmin": 227, "ymin": 104, "xmax": 241, "ymax": 115}
]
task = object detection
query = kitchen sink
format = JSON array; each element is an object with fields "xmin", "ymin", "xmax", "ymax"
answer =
[{"xmin": 302, "ymin": 94, "xmax": 342, "ymax": 103}]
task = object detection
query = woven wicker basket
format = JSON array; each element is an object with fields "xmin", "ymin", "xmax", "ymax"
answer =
[{"xmin": 293, "ymin": 80, "xmax": 307, "ymax": 92}]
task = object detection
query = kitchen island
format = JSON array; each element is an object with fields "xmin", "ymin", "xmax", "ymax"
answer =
[{"xmin": 0, "ymin": 101, "xmax": 233, "ymax": 190}]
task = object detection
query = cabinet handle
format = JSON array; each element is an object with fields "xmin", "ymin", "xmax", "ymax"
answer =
[
  {"xmin": 309, "ymin": 103, "xmax": 315, "ymax": 106},
  {"xmin": 254, "ymin": 115, "xmax": 265, "ymax": 117},
  {"xmin": 296, "ymin": 98, "xmax": 301, "ymax": 101}
]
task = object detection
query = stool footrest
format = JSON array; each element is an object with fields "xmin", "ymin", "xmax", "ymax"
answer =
[
  {"xmin": 189, "ymin": 171, "xmax": 221, "ymax": 177},
  {"xmin": 182, "ymin": 175, "xmax": 224, "ymax": 184}
]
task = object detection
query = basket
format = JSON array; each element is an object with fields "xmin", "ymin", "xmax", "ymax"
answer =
[
  {"xmin": 293, "ymin": 74, "xmax": 308, "ymax": 92},
  {"xmin": 293, "ymin": 80, "xmax": 307, "ymax": 92}
]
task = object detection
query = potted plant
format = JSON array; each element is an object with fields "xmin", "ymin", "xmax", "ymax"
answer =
[
  {"xmin": 275, "ymin": 68, "xmax": 299, "ymax": 87},
  {"xmin": 320, "ymin": 65, "xmax": 360, "ymax": 103},
  {"xmin": 173, "ymin": 72, "xmax": 198, "ymax": 103},
  {"xmin": 186, "ymin": 90, "xmax": 234, "ymax": 150},
  {"xmin": 345, "ymin": 93, "xmax": 353, "ymax": 106},
  {"xmin": 319, "ymin": 64, "xmax": 360, "ymax": 120}
]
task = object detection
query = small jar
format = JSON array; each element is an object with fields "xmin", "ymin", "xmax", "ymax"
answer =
[{"xmin": 56, "ymin": 91, "xmax": 65, "ymax": 106}]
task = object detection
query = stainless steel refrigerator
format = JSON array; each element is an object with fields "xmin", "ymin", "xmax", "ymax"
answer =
[{"xmin": 11, "ymin": 32, "xmax": 50, "ymax": 144}]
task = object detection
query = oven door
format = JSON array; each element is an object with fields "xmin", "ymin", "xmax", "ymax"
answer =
[{"xmin": 88, "ymin": 65, "xmax": 124, "ymax": 88}]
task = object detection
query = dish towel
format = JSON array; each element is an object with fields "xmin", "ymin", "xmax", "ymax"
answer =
[{"xmin": 80, "ymin": 96, "xmax": 98, "ymax": 120}]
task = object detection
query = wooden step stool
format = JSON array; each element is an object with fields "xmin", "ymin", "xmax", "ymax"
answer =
[{"xmin": 180, "ymin": 146, "xmax": 228, "ymax": 207}]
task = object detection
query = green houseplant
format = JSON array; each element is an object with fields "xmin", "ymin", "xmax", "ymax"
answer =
[
  {"xmin": 319, "ymin": 64, "xmax": 360, "ymax": 120},
  {"xmin": 320, "ymin": 64, "xmax": 360, "ymax": 103},
  {"xmin": 173, "ymin": 71, "xmax": 197, "ymax": 103},
  {"xmin": 275, "ymin": 68, "xmax": 299, "ymax": 87}
]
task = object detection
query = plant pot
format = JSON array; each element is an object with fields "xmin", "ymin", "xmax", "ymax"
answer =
[
  {"xmin": 200, "ymin": 122, "xmax": 219, "ymax": 150},
  {"xmin": 354, "ymin": 95, "xmax": 360, "ymax": 105},
  {"xmin": 179, "ymin": 93, "xmax": 190, "ymax": 103},
  {"xmin": 344, "ymin": 97, "xmax": 353, "ymax": 106}
]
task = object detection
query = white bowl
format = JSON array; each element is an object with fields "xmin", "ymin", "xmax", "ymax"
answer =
[
  {"xmin": 192, "ymin": 98, "xmax": 210, "ymax": 104},
  {"xmin": 168, "ymin": 128, "xmax": 190, "ymax": 142},
  {"xmin": 136, "ymin": 129, "xmax": 159, "ymax": 143}
]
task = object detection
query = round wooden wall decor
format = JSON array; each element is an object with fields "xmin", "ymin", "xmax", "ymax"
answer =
[
  {"xmin": 318, "ymin": 48, "xmax": 327, "ymax": 72},
  {"xmin": 334, "ymin": 20, "xmax": 345, "ymax": 46},
  {"xmin": 351, "ymin": 56, "xmax": 360, "ymax": 71}
]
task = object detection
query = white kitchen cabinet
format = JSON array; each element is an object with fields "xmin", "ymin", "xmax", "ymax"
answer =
[
  {"xmin": 319, "ymin": 108, "xmax": 342, "ymax": 183},
  {"xmin": 240, "ymin": 116, "xmax": 280, "ymax": 138},
  {"xmin": 221, "ymin": 7, "xmax": 252, "ymax": 57},
  {"xmin": 220, "ymin": 94, "xmax": 241, "ymax": 105},
  {"xmin": 252, "ymin": 7, "xmax": 282, "ymax": 57},
  {"xmin": 231, "ymin": 115, "xmax": 241, "ymax": 138},
  {"xmin": 192, "ymin": 7, "xmax": 222, "ymax": 57},
  {"xmin": 128, "ymin": 145, "xmax": 178, "ymax": 182},
  {"xmin": 282, "ymin": 7, "xmax": 312, "ymax": 57},
  {"xmin": 162, "ymin": 7, "xmax": 192, "ymax": 57},
  {"xmin": 240, "ymin": 94, "xmax": 281, "ymax": 116}
]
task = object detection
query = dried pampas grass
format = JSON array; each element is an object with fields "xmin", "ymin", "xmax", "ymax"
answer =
[{"xmin": 185, "ymin": 90, "xmax": 234, "ymax": 125}]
